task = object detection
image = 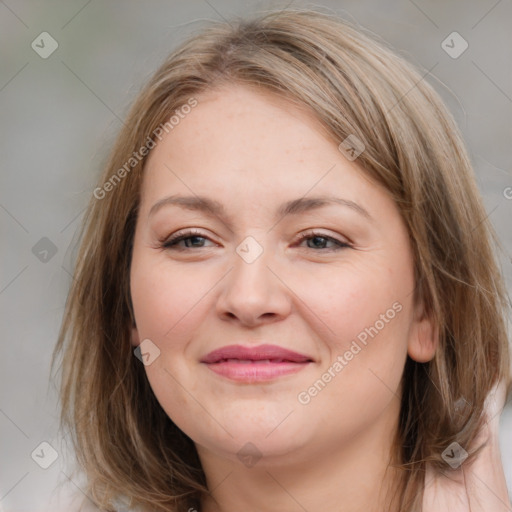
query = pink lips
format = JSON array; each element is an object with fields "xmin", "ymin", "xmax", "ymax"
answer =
[{"xmin": 200, "ymin": 344, "xmax": 313, "ymax": 382}]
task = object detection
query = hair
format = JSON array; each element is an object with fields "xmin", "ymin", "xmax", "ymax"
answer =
[{"xmin": 53, "ymin": 7, "xmax": 511, "ymax": 512}]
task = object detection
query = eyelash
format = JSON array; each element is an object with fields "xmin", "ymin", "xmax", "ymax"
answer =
[{"xmin": 160, "ymin": 229, "xmax": 351, "ymax": 252}]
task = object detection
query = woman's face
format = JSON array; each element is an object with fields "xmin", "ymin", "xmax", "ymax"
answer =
[{"xmin": 130, "ymin": 84, "xmax": 434, "ymax": 467}]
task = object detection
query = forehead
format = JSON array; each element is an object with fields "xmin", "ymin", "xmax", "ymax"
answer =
[
  {"xmin": 143, "ymin": 86, "xmax": 363, "ymax": 186},
  {"xmin": 137, "ymin": 84, "xmax": 395, "ymax": 227},
  {"xmin": 149, "ymin": 85, "xmax": 334, "ymax": 163}
]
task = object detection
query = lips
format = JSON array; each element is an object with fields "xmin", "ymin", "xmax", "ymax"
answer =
[
  {"xmin": 201, "ymin": 344, "xmax": 313, "ymax": 382},
  {"xmin": 201, "ymin": 344, "xmax": 313, "ymax": 364}
]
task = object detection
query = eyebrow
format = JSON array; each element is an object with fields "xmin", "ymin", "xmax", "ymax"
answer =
[{"xmin": 148, "ymin": 194, "xmax": 373, "ymax": 224}]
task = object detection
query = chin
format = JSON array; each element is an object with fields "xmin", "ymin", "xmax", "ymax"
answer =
[
  {"xmin": 190, "ymin": 405, "xmax": 317, "ymax": 462},
  {"xmin": 199, "ymin": 430, "xmax": 307, "ymax": 467}
]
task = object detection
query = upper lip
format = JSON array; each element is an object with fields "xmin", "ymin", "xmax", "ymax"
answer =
[{"xmin": 201, "ymin": 344, "xmax": 313, "ymax": 364}]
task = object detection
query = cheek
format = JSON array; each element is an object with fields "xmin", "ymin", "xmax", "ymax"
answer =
[
  {"xmin": 309, "ymin": 261, "xmax": 409, "ymax": 348},
  {"xmin": 302, "ymin": 261, "xmax": 411, "ymax": 405},
  {"xmin": 130, "ymin": 253, "xmax": 212, "ymax": 433},
  {"xmin": 295, "ymin": 278, "xmax": 409, "ymax": 444},
  {"xmin": 130, "ymin": 252, "xmax": 211, "ymax": 342}
]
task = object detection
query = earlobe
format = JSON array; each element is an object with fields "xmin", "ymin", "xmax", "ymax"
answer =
[
  {"xmin": 131, "ymin": 325, "xmax": 141, "ymax": 347},
  {"xmin": 407, "ymin": 308, "xmax": 438, "ymax": 363}
]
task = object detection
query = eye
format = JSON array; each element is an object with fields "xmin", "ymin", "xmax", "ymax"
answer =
[
  {"xmin": 161, "ymin": 229, "xmax": 215, "ymax": 250},
  {"xmin": 160, "ymin": 229, "xmax": 351, "ymax": 252},
  {"xmin": 295, "ymin": 231, "xmax": 351, "ymax": 252}
]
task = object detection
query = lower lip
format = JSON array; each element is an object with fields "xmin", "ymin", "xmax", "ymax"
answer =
[{"xmin": 203, "ymin": 361, "xmax": 310, "ymax": 382}]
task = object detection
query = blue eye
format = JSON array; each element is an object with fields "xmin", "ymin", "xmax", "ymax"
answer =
[
  {"xmin": 295, "ymin": 231, "xmax": 351, "ymax": 251},
  {"xmin": 161, "ymin": 229, "xmax": 213, "ymax": 250},
  {"xmin": 161, "ymin": 230, "xmax": 351, "ymax": 252}
]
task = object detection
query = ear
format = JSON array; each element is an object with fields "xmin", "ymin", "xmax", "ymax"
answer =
[
  {"xmin": 407, "ymin": 299, "xmax": 438, "ymax": 363},
  {"xmin": 131, "ymin": 323, "xmax": 141, "ymax": 347}
]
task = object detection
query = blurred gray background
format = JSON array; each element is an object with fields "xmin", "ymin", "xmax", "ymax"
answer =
[{"xmin": 1, "ymin": 1, "xmax": 511, "ymax": 510}]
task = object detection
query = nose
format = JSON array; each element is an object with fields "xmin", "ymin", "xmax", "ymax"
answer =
[{"xmin": 216, "ymin": 237, "xmax": 292, "ymax": 327}]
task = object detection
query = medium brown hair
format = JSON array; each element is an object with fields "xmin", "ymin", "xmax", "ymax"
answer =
[{"xmin": 53, "ymin": 8, "xmax": 511, "ymax": 511}]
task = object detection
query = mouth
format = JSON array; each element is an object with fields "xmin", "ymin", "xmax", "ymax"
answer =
[{"xmin": 200, "ymin": 344, "xmax": 314, "ymax": 382}]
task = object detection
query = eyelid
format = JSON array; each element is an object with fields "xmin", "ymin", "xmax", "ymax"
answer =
[
  {"xmin": 295, "ymin": 229, "xmax": 351, "ymax": 245},
  {"xmin": 161, "ymin": 228, "xmax": 214, "ymax": 246}
]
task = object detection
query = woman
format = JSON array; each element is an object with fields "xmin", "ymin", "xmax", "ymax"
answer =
[{"xmin": 54, "ymin": 8, "xmax": 511, "ymax": 512}]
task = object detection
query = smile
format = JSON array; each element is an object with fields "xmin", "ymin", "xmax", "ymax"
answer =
[{"xmin": 200, "ymin": 344, "xmax": 314, "ymax": 382}]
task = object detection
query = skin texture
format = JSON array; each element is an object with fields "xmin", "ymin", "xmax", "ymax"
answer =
[{"xmin": 129, "ymin": 84, "xmax": 439, "ymax": 512}]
